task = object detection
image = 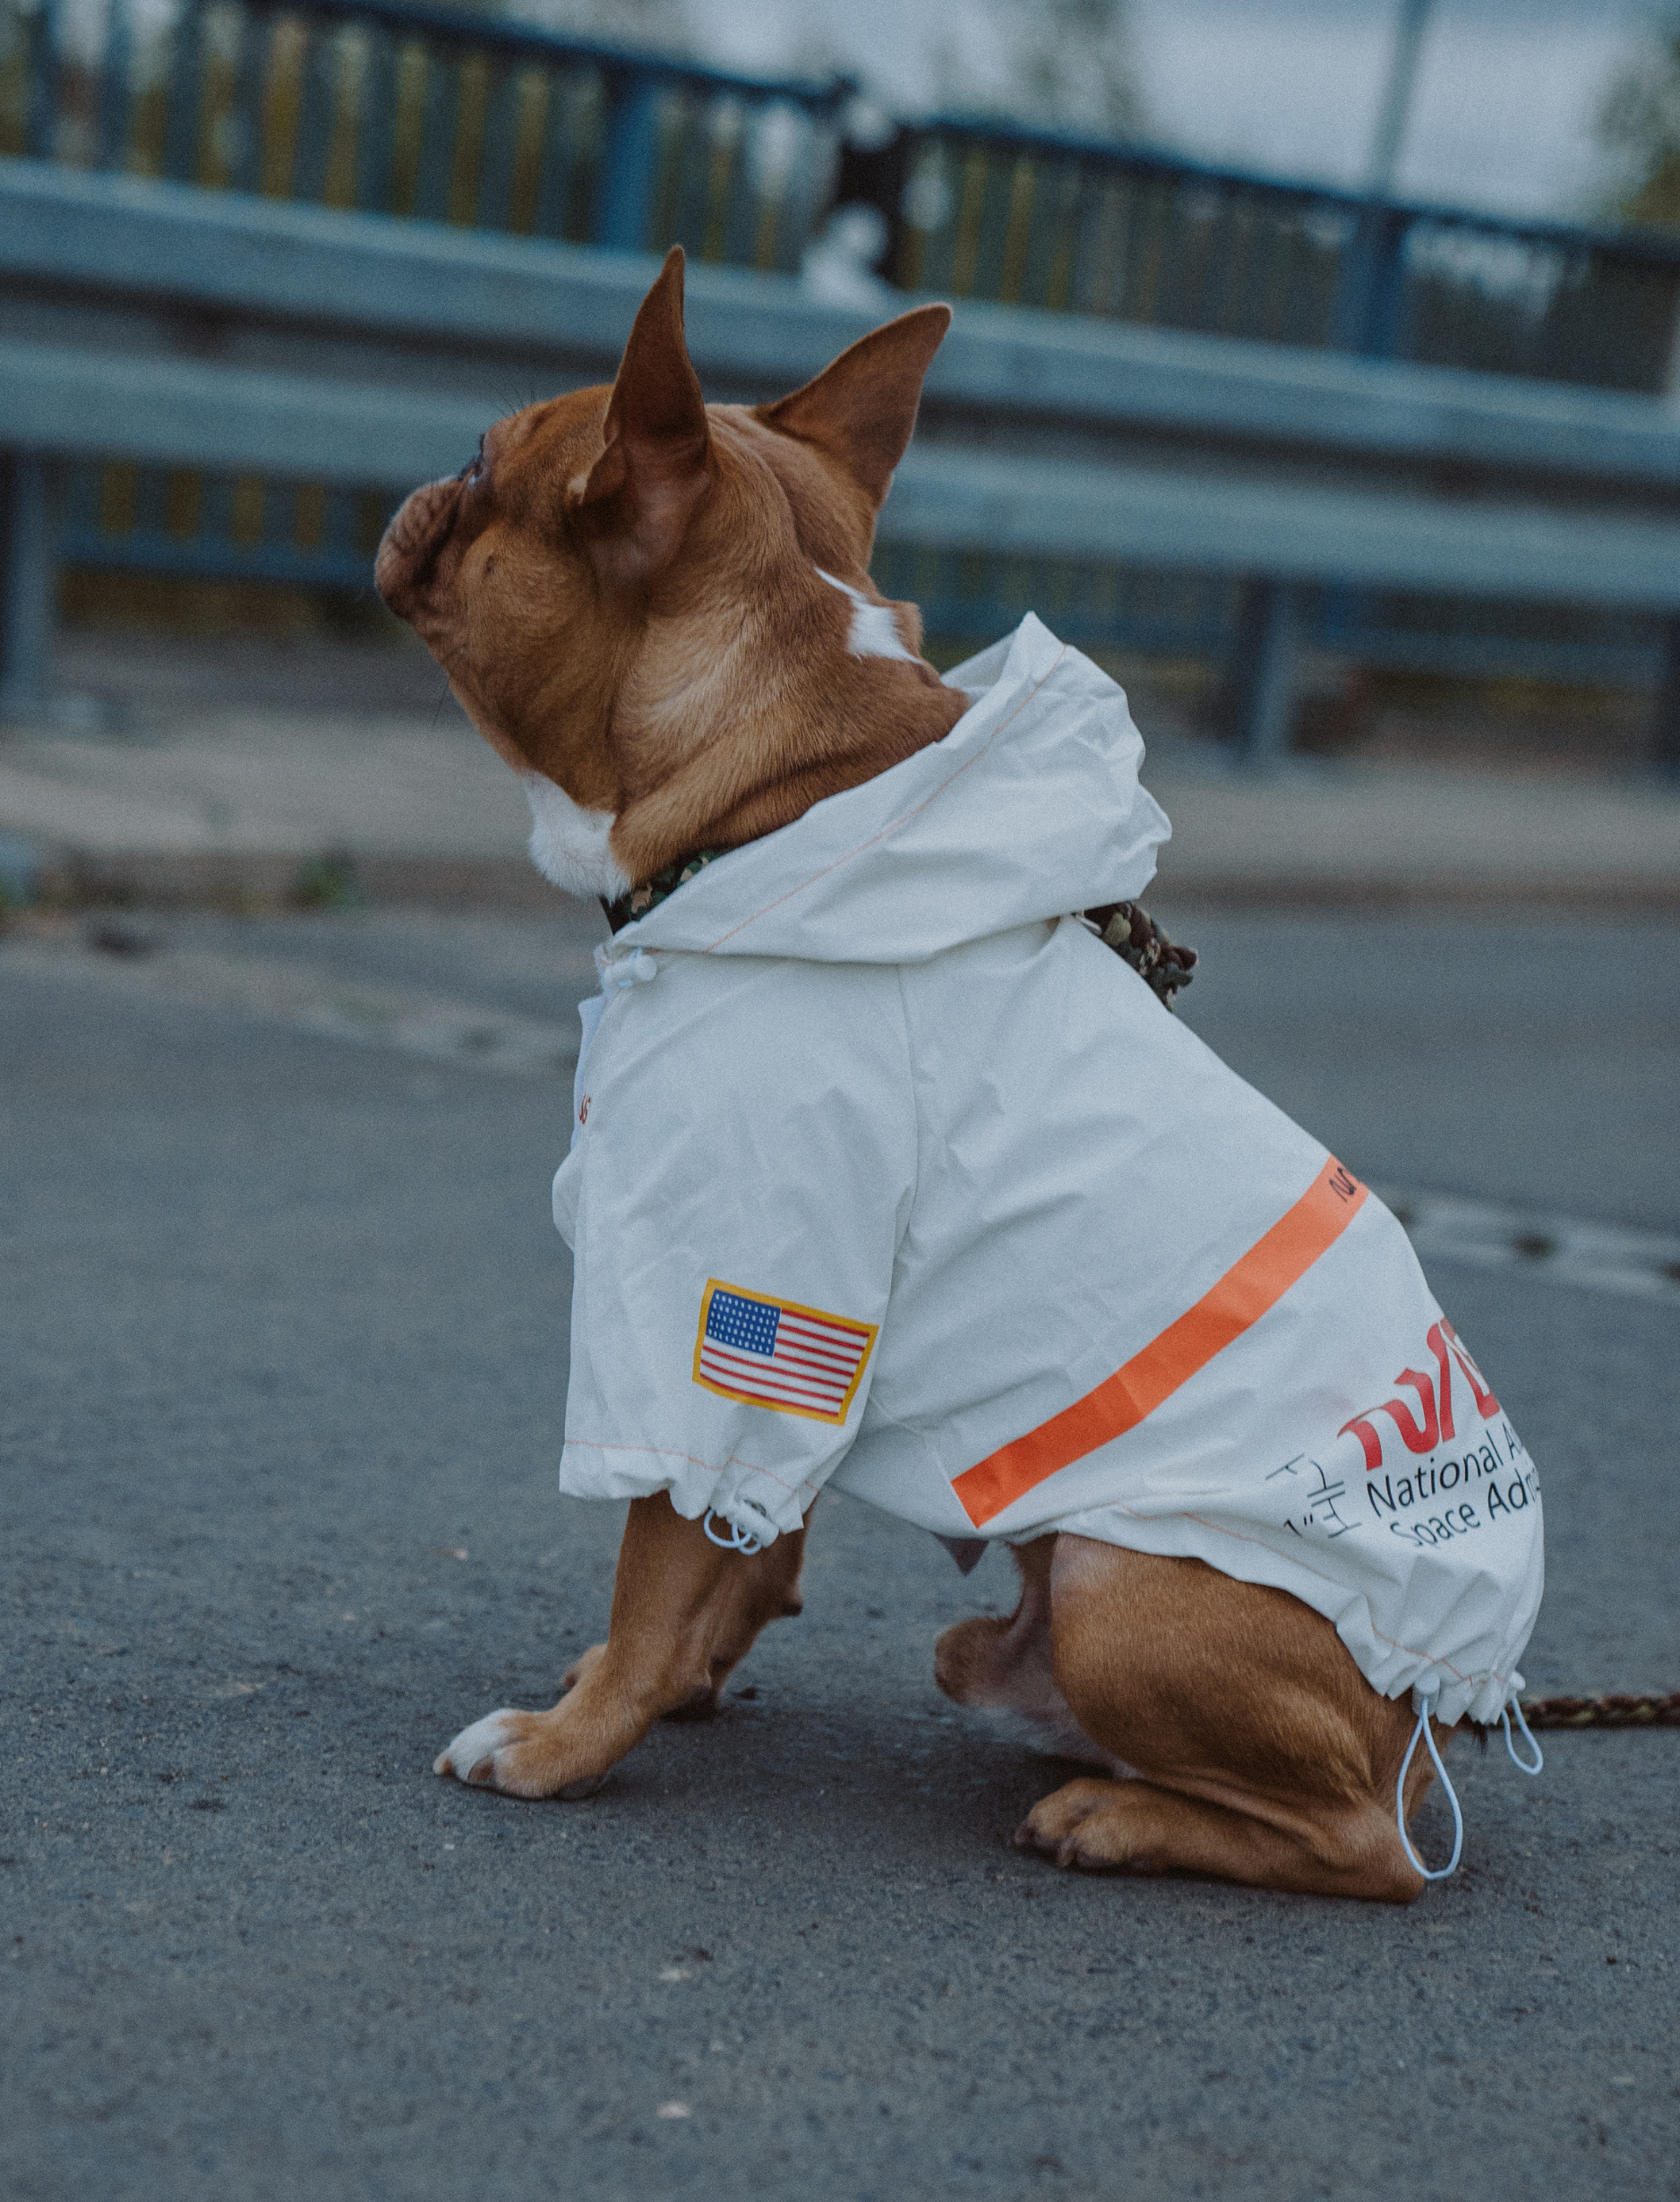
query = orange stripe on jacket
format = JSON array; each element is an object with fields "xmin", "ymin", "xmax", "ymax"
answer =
[{"xmin": 951, "ymin": 1157, "xmax": 1368, "ymax": 1529}]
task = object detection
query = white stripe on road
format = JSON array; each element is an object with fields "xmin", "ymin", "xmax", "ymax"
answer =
[
  {"xmin": 1373, "ymin": 1185, "xmax": 1680, "ymax": 1304},
  {"xmin": 1, "ymin": 931, "xmax": 578, "ymax": 1076}
]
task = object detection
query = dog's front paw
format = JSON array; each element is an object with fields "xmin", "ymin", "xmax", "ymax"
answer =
[
  {"xmin": 433, "ymin": 1708, "xmax": 608, "ymax": 1800},
  {"xmin": 434, "ymin": 1708, "xmax": 519, "ymax": 1786},
  {"xmin": 1015, "ymin": 1777, "xmax": 1141, "ymax": 1871}
]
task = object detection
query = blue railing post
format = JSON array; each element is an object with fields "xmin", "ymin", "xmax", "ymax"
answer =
[
  {"xmin": 409, "ymin": 46, "xmax": 461, "ymax": 225},
  {"xmin": 1332, "ymin": 202, "xmax": 1410, "ymax": 357},
  {"xmin": 1654, "ymin": 617, "xmax": 1680, "ymax": 778},
  {"xmin": 161, "ymin": 0, "xmax": 206, "ymax": 184},
  {"xmin": 352, "ymin": 26, "xmax": 399, "ymax": 213},
  {"xmin": 24, "ymin": 0, "xmax": 59, "ymax": 159},
  {"xmin": 0, "ymin": 456, "xmax": 61, "ymax": 723},
  {"xmin": 595, "ymin": 74, "xmax": 662, "ymax": 253},
  {"xmin": 1225, "ymin": 577, "xmax": 1302, "ymax": 762},
  {"xmin": 97, "ymin": 0, "xmax": 133, "ymax": 171},
  {"xmin": 290, "ymin": 23, "xmax": 341, "ymax": 206}
]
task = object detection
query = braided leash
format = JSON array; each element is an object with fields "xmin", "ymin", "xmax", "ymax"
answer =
[
  {"xmin": 1519, "ymin": 1693, "xmax": 1680, "ymax": 1729},
  {"xmin": 1084, "ymin": 901, "xmax": 1198, "ymax": 1007}
]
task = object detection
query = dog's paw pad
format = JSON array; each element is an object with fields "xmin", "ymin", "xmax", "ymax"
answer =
[{"xmin": 435, "ymin": 1709, "xmax": 518, "ymax": 1786}]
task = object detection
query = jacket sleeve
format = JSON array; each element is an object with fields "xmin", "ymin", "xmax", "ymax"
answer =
[{"xmin": 553, "ymin": 955, "xmax": 915, "ymax": 1544}]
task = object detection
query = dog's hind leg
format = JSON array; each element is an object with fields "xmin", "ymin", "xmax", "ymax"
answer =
[
  {"xmin": 934, "ymin": 1538, "xmax": 1129, "ymax": 1771},
  {"xmin": 434, "ymin": 1494, "xmax": 809, "ymax": 1798},
  {"xmin": 1012, "ymin": 1538, "xmax": 1436, "ymax": 1902}
]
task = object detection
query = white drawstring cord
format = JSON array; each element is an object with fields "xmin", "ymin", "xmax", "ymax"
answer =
[
  {"xmin": 1395, "ymin": 1692, "xmax": 1464, "ymax": 1881},
  {"xmin": 1501, "ymin": 1696, "xmax": 1545, "ymax": 1775},
  {"xmin": 702, "ymin": 1508, "xmax": 764, "ymax": 1556}
]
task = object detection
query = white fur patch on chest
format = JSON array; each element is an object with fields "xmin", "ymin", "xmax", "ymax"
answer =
[
  {"xmin": 815, "ymin": 568, "xmax": 917, "ymax": 663},
  {"xmin": 520, "ymin": 773, "xmax": 631, "ymax": 901}
]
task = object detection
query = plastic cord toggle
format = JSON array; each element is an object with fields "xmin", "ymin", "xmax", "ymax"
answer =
[
  {"xmin": 702, "ymin": 1507, "xmax": 764, "ymax": 1556},
  {"xmin": 594, "ymin": 946, "xmax": 659, "ymax": 993},
  {"xmin": 1395, "ymin": 1692, "xmax": 1464, "ymax": 1882}
]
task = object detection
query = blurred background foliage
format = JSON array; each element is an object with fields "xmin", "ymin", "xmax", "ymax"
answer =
[{"xmin": 1599, "ymin": 7, "xmax": 1680, "ymax": 228}]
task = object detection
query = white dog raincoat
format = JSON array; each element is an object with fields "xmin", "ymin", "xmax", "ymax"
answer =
[{"xmin": 553, "ymin": 614, "xmax": 1542, "ymax": 1731}]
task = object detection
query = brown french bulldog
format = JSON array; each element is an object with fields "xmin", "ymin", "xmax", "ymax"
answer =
[{"xmin": 376, "ymin": 249, "xmax": 1456, "ymax": 1901}]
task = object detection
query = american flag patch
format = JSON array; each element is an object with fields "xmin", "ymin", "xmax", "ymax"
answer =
[{"xmin": 691, "ymin": 1281, "xmax": 877, "ymax": 1424}]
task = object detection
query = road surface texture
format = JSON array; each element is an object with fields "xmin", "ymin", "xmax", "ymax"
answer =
[{"xmin": 4, "ymin": 895, "xmax": 1677, "ymax": 2201}]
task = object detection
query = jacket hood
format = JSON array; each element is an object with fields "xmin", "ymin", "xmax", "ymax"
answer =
[{"xmin": 605, "ymin": 614, "xmax": 1171, "ymax": 966}]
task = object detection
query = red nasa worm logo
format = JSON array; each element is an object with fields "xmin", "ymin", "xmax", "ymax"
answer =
[{"xmin": 1338, "ymin": 1318, "xmax": 1501, "ymax": 1470}]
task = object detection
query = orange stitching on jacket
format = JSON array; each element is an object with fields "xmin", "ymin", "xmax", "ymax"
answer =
[{"xmin": 564, "ymin": 1436, "xmax": 820, "ymax": 1503}]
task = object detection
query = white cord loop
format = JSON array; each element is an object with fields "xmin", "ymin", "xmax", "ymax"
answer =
[
  {"xmin": 702, "ymin": 1507, "xmax": 764, "ymax": 1556},
  {"xmin": 1501, "ymin": 1696, "xmax": 1545, "ymax": 1775},
  {"xmin": 1395, "ymin": 1692, "xmax": 1464, "ymax": 1881}
]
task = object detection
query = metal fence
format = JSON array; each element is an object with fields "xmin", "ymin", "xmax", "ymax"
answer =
[
  {"xmin": 6, "ymin": 0, "xmax": 1680, "ymax": 703},
  {"xmin": 57, "ymin": 462, "xmax": 389, "ymax": 593},
  {"xmin": 4, "ymin": 0, "xmax": 850, "ymax": 606},
  {"xmin": 883, "ymin": 116, "xmax": 1680, "ymax": 394},
  {"xmin": 870, "ymin": 548, "xmax": 1667, "ymax": 701},
  {"xmin": 19, "ymin": 0, "xmax": 1674, "ymax": 391},
  {"xmin": 1, "ymin": 0, "xmax": 845, "ymax": 260}
]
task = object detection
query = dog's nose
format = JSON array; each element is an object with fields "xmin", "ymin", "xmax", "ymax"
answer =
[
  {"xmin": 373, "ymin": 527, "xmax": 420, "ymax": 619},
  {"xmin": 374, "ymin": 480, "xmax": 461, "ymax": 620}
]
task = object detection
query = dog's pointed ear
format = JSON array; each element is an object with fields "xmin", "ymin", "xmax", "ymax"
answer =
[
  {"xmin": 574, "ymin": 247, "xmax": 711, "ymax": 587},
  {"xmin": 756, "ymin": 304, "xmax": 951, "ymax": 512}
]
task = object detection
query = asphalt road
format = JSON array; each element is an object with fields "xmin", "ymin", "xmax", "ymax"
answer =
[{"xmin": 4, "ymin": 900, "xmax": 1678, "ymax": 2202}]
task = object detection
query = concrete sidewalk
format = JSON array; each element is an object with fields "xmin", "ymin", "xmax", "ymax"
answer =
[{"xmin": 4, "ymin": 630, "xmax": 1678, "ymax": 907}]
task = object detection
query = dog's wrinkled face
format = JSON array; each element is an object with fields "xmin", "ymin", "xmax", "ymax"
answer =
[{"xmin": 375, "ymin": 250, "xmax": 958, "ymax": 895}]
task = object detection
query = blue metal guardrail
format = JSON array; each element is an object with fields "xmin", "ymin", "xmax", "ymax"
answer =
[
  {"xmin": 4, "ymin": 0, "xmax": 1679, "ymax": 702},
  {"xmin": 867, "ymin": 548, "xmax": 1666, "ymax": 701},
  {"xmin": 879, "ymin": 116, "xmax": 1680, "ymax": 393},
  {"xmin": 13, "ymin": 0, "xmax": 1680, "ymax": 386},
  {"xmin": 2, "ymin": 0, "xmax": 847, "ymax": 258}
]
